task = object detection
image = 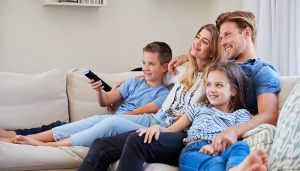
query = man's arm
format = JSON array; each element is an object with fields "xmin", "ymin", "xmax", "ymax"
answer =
[
  {"xmin": 122, "ymin": 102, "xmax": 160, "ymax": 115},
  {"xmin": 211, "ymin": 92, "xmax": 279, "ymax": 154}
]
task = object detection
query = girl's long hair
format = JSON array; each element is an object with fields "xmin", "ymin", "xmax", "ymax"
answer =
[
  {"xmin": 180, "ymin": 24, "xmax": 225, "ymax": 93},
  {"xmin": 199, "ymin": 62, "xmax": 247, "ymax": 112}
]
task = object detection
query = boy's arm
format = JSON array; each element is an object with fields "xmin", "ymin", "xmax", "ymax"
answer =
[
  {"xmin": 122, "ymin": 102, "xmax": 160, "ymax": 115},
  {"xmin": 96, "ymin": 89, "xmax": 123, "ymax": 107}
]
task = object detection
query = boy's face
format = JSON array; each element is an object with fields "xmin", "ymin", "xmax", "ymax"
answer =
[
  {"xmin": 206, "ymin": 70, "xmax": 236, "ymax": 112},
  {"xmin": 142, "ymin": 52, "xmax": 167, "ymax": 83},
  {"xmin": 220, "ymin": 21, "xmax": 247, "ymax": 61}
]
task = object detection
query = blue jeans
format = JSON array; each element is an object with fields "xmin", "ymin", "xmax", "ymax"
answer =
[
  {"xmin": 52, "ymin": 114, "xmax": 164, "ymax": 147},
  {"xmin": 180, "ymin": 141, "xmax": 250, "ymax": 171}
]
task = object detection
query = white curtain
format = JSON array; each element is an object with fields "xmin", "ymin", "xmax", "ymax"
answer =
[{"xmin": 243, "ymin": 0, "xmax": 300, "ymax": 76}]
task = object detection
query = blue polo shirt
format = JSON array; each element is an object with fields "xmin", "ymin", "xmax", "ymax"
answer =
[
  {"xmin": 231, "ymin": 58, "xmax": 281, "ymax": 115},
  {"xmin": 115, "ymin": 77, "xmax": 169, "ymax": 115}
]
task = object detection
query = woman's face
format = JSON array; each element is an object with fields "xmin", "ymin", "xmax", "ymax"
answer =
[{"xmin": 190, "ymin": 29, "xmax": 213, "ymax": 61}]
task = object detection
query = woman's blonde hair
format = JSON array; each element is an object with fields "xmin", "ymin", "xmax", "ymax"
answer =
[{"xmin": 180, "ymin": 24, "xmax": 224, "ymax": 93}]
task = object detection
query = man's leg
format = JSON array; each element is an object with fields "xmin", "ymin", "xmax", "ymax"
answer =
[
  {"xmin": 116, "ymin": 132, "xmax": 187, "ymax": 171},
  {"xmin": 78, "ymin": 130, "xmax": 136, "ymax": 171},
  {"xmin": 0, "ymin": 121, "xmax": 67, "ymax": 138},
  {"xmin": 15, "ymin": 120, "xmax": 67, "ymax": 136}
]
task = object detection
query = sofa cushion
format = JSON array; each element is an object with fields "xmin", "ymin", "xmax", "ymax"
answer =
[
  {"xmin": 269, "ymin": 79, "xmax": 300, "ymax": 170},
  {"xmin": 67, "ymin": 68, "xmax": 143, "ymax": 122},
  {"xmin": 0, "ymin": 141, "xmax": 89, "ymax": 171},
  {"xmin": 0, "ymin": 69, "xmax": 69, "ymax": 130},
  {"xmin": 242, "ymin": 124, "xmax": 275, "ymax": 156},
  {"xmin": 277, "ymin": 76, "xmax": 300, "ymax": 114}
]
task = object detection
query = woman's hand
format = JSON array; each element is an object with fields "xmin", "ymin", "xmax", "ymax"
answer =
[
  {"xmin": 136, "ymin": 125, "xmax": 160, "ymax": 143},
  {"xmin": 199, "ymin": 145, "xmax": 215, "ymax": 156},
  {"xmin": 168, "ymin": 55, "xmax": 188, "ymax": 75}
]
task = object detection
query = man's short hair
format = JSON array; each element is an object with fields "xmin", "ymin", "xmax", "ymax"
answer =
[
  {"xmin": 143, "ymin": 42, "xmax": 172, "ymax": 65},
  {"xmin": 216, "ymin": 11, "xmax": 257, "ymax": 44}
]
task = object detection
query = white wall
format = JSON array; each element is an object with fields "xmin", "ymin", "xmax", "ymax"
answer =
[{"xmin": 0, "ymin": 0, "xmax": 242, "ymax": 74}]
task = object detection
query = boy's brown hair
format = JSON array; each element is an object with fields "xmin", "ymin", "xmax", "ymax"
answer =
[
  {"xmin": 143, "ymin": 42, "xmax": 172, "ymax": 65},
  {"xmin": 215, "ymin": 11, "xmax": 257, "ymax": 44}
]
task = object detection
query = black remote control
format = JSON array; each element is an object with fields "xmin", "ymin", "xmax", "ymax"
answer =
[{"xmin": 84, "ymin": 70, "xmax": 112, "ymax": 92}]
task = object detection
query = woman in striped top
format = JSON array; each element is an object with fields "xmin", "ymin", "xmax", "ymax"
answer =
[{"xmin": 120, "ymin": 62, "xmax": 269, "ymax": 171}]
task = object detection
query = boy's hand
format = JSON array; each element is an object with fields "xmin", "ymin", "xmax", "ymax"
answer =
[
  {"xmin": 88, "ymin": 79, "xmax": 104, "ymax": 91},
  {"xmin": 136, "ymin": 125, "xmax": 160, "ymax": 143},
  {"xmin": 168, "ymin": 55, "xmax": 188, "ymax": 75},
  {"xmin": 106, "ymin": 83, "xmax": 120, "ymax": 111},
  {"xmin": 199, "ymin": 145, "xmax": 215, "ymax": 156}
]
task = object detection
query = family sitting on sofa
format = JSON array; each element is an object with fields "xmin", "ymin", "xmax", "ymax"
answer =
[{"xmin": 0, "ymin": 10, "xmax": 280, "ymax": 171}]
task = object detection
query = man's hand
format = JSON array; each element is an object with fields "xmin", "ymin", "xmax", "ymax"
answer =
[
  {"xmin": 168, "ymin": 55, "xmax": 188, "ymax": 75},
  {"xmin": 136, "ymin": 125, "xmax": 160, "ymax": 143},
  {"xmin": 211, "ymin": 127, "xmax": 238, "ymax": 155}
]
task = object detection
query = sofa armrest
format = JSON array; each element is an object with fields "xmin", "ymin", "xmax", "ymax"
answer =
[{"xmin": 242, "ymin": 124, "xmax": 275, "ymax": 156}]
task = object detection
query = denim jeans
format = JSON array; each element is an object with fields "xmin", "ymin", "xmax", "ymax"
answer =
[
  {"xmin": 179, "ymin": 141, "xmax": 250, "ymax": 171},
  {"xmin": 14, "ymin": 120, "xmax": 67, "ymax": 136},
  {"xmin": 52, "ymin": 114, "xmax": 162, "ymax": 146}
]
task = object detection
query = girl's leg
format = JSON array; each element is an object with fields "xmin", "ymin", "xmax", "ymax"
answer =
[
  {"xmin": 78, "ymin": 130, "xmax": 136, "ymax": 171},
  {"xmin": 117, "ymin": 132, "xmax": 187, "ymax": 171},
  {"xmin": 179, "ymin": 141, "xmax": 226, "ymax": 171},
  {"xmin": 219, "ymin": 141, "xmax": 250, "ymax": 170},
  {"xmin": 228, "ymin": 148, "xmax": 268, "ymax": 171}
]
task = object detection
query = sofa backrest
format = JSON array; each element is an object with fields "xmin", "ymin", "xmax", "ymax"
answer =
[
  {"xmin": 0, "ymin": 69, "xmax": 69, "ymax": 130},
  {"xmin": 67, "ymin": 68, "xmax": 143, "ymax": 122},
  {"xmin": 277, "ymin": 76, "xmax": 300, "ymax": 114}
]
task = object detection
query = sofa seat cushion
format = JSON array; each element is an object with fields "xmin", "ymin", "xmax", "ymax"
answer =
[
  {"xmin": 110, "ymin": 160, "xmax": 179, "ymax": 171},
  {"xmin": 0, "ymin": 141, "xmax": 89, "ymax": 171},
  {"xmin": 269, "ymin": 80, "xmax": 300, "ymax": 170},
  {"xmin": 0, "ymin": 69, "xmax": 69, "ymax": 130}
]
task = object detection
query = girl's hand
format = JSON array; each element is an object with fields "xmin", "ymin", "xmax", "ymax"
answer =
[
  {"xmin": 136, "ymin": 125, "xmax": 160, "ymax": 143},
  {"xmin": 199, "ymin": 145, "xmax": 215, "ymax": 156}
]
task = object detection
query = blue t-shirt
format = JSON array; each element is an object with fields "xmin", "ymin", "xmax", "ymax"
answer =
[
  {"xmin": 231, "ymin": 58, "xmax": 281, "ymax": 114},
  {"xmin": 183, "ymin": 103, "xmax": 251, "ymax": 144},
  {"xmin": 115, "ymin": 77, "xmax": 169, "ymax": 115}
]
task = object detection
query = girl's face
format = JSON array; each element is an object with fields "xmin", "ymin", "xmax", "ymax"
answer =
[
  {"xmin": 206, "ymin": 70, "xmax": 236, "ymax": 112},
  {"xmin": 190, "ymin": 29, "xmax": 213, "ymax": 61}
]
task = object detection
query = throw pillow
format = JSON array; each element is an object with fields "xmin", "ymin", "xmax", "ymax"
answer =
[{"xmin": 269, "ymin": 80, "xmax": 300, "ymax": 170}]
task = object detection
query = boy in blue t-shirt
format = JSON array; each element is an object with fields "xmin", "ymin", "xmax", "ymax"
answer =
[{"xmin": 0, "ymin": 42, "xmax": 172, "ymax": 147}]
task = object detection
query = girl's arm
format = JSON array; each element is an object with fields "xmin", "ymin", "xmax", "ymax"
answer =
[{"xmin": 136, "ymin": 114, "xmax": 192, "ymax": 143}]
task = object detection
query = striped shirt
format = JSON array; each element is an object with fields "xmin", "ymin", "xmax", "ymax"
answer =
[{"xmin": 183, "ymin": 103, "xmax": 251, "ymax": 144}]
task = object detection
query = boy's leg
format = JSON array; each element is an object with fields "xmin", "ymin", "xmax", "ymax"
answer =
[
  {"xmin": 17, "ymin": 114, "xmax": 152, "ymax": 147},
  {"xmin": 15, "ymin": 121, "xmax": 67, "ymax": 136},
  {"xmin": 69, "ymin": 115, "xmax": 152, "ymax": 146},
  {"xmin": 116, "ymin": 132, "xmax": 187, "ymax": 171},
  {"xmin": 78, "ymin": 130, "xmax": 136, "ymax": 171},
  {"xmin": 179, "ymin": 141, "xmax": 226, "ymax": 171}
]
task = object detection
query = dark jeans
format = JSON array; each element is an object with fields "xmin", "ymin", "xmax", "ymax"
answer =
[
  {"xmin": 14, "ymin": 120, "xmax": 67, "ymax": 136},
  {"xmin": 78, "ymin": 131, "xmax": 187, "ymax": 171}
]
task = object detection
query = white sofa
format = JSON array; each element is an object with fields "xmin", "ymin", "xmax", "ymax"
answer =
[{"xmin": 0, "ymin": 68, "xmax": 299, "ymax": 171}]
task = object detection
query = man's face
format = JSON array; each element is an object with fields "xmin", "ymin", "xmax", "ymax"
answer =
[{"xmin": 220, "ymin": 22, "xmax": 246, "ymax": 60}]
